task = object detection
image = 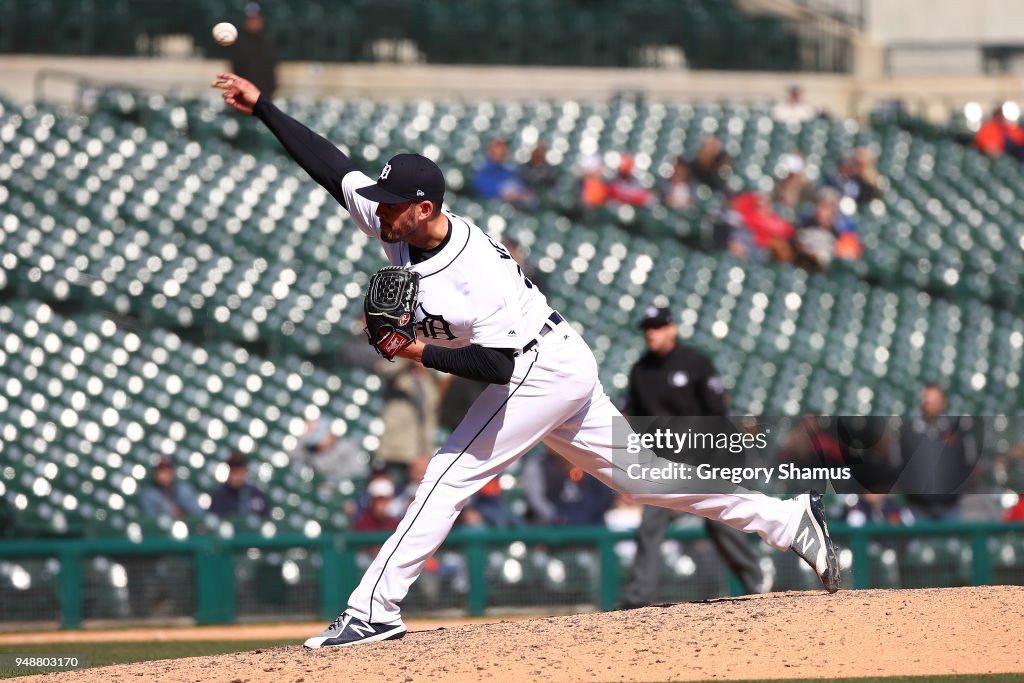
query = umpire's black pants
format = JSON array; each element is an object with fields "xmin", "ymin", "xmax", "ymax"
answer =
[{"xmin": 620, "ymin": 505, "xmax": 765, "ymax": 608}]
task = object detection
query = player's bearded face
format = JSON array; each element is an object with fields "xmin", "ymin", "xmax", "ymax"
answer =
[{"xmin": 376, "ymin": 201, "xmax": 420, "ymax": 243}]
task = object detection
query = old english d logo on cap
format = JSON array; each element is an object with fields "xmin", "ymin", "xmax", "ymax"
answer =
[{"xmin": 357, "ymin": 153, "xmax": 445, "ymax": 206}]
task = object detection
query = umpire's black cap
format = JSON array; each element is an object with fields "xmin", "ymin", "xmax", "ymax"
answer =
[
  {"xmin": 638, "ymin": 305, "xmax": 673, "ymax": 329},
  {"xmin": 357, "ymin": 153, "xmax": 445, "ymax": 206}
]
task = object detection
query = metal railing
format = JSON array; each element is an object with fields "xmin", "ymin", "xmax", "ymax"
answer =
[{"xmin": 0, "ymin": 520, "xmax": 1021, "ymax": 628}]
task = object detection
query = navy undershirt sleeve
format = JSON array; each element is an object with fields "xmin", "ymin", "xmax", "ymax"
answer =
[
  {"xmin": 422, "ymin": 344, "xmax": 516, "ymax": 385},
  {"xmin": 252, "ymin": 96, "xmax": 357, "ymax": 208}
]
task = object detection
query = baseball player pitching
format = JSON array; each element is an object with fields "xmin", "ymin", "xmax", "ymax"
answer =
[{"xmin": 213, "ymin": 73, "xmax": 840, "ymax": 649}]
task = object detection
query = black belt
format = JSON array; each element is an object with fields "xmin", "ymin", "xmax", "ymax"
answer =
[{"xmin": 520, "ymin": 311, "xmax": 564, "ymax": 355}]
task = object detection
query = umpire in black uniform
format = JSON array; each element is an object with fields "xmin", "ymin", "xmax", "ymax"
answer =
[{"xmin": 620, "ymin": 305, "xmax": 766, "ymax": 608}]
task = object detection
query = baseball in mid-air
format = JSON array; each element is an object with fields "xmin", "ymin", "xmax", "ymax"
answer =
[{"xmin": 212, "ymin": 22, "xmax": 238, "ymax": 47}]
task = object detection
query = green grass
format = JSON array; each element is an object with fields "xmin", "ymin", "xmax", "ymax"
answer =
[{"xmin": 0, "ymin": 639, "xmax": 294, "ymax": 678}]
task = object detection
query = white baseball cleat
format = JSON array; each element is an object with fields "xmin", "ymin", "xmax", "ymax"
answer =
[
  {"xmin": 304, "ymin": 612, "xmax": 407, "ymax": 649},
  {"xmin": 790, "ymin": 490, "xmax": 840, "ymax": 593}
]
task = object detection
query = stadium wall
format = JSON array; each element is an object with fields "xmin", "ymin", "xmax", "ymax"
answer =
[{"xmin": 4, "ymin": 56, "xmax": 1024, "ymax": 123}]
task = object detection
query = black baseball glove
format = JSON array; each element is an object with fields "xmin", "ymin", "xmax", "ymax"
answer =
[{"xmin": 363, "ymin": 266, "xmax": 420, "ymax": 361}]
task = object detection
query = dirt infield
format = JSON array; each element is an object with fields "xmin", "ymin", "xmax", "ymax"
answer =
[{"xmin": 21, "ymin": 586, "xmax": 1024, "ymax": 682}]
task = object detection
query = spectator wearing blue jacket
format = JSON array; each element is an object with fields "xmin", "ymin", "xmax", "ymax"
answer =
[
  {"xmin": 521, "ymin": 449, "xmax": 615, "ymax": 526},
  {"xmin": 210, "ymin": 451, "xmax": 269, "ymax": 518},
  {"xmin": 473, "ymin": 138, "xmax": 534, "ymax": 207},
  {"xmin": 139, "ymin": 458, "xmax": 203, "ymax": 521}
]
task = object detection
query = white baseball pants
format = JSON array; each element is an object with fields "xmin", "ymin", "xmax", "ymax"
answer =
[{"xmin": 346, "ymin": 320, "xmax": 805, "ymax": 624}]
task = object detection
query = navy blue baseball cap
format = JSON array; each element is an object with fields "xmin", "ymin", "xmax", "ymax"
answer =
[
  {"xmin": 356, "ymin": 153, "xmax": 445, "ymax": 206},
  {"xmin": 638, "ymin": 305, "xmax": 673, "ymax": 329}
]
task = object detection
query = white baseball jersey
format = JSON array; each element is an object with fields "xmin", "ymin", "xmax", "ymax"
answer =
[
  {"xmin": 334, "ymin": 169, "xmax": 807, "ymax": 626},
  {"xmin": 341, "ymin": 171, "xmax": 551, "ymax": 351}
]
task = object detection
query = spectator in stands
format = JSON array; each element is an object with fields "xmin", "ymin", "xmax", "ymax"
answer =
[
  {"xmin": 827, "ymin": 149, "xmax": 882, "ymax": 206},
  {"xmin": 474, "ymin": 138, "xmax": 533, "ymax": 206},
  {"xmin": 376, "ymin": 360, "xmax": 440, "ymax": 482},
  {"xmin": 660, "ymin": 156, "xmax": 695, "ymax": 210},
  {"xmin": 209, "ymin": 450, "xmax": 269, "ymax": 519},
  {"xmin": 1004, "ymin": 497, "xmax": 1024, "ymax": 522},
  {"xmin": 518, "ymin": 142, "xmax": 558, "ymax": 197},
  {"xmin": 853, "ymin": 147, "xmax": 883, "ymax": 201},
  {"xmin": 290, "ymin": 415, "xmax": 370, "ymax": 489},
  {"xmin": 899, "ymin": 384, "xmax": 978, "ymax": 522},
  {"xmin": 354, "ymin": 478, "xmax": 402, "ymax": 562},
  {"xmin": 230, "ymin": 3, "xmax": 278, "ymax": 99},
  {"xmin": 607, "ymin": 153, "xmax": 656, "ymax": 206},
  {"xmin": 727, "ymin": 191, "xmax": 796, "ymax": 263},
  {"xmin": 843, "ymin": 493, "xmax": 910, "ymax": 527},
  {"xmin": 772, "ymin": 84, "xmax": 817, "ymax": 125},
  {"xmin": 794, "ymin": 187, "xmax": 861, "ymax": 271},
  {"xmin": 690, "ymin": 136, "xmax": 731, "ymax": 193},
  {"xmin": 579, "ymin": 154, "xmax": 610, "ymax": 208},
  {"xmin": 469, "ymin": 478, "xmax": 524, "ymax": 529},
  {"xmin": 352, "ymin": 463, "xmax": 395, "ymax": 518},
  {"xmin": 354, "ymin": 478, "xmax": 401, "ymax": 533},
  {"xmin": 139, "ymin": 458, "xmax": 202, "ymax": 521},
  {"xmin": 521, "ymin": 448, "xmax": 615, "ymax": 526},
  {"xmin": 772, "ymin": 150, "xmax": 814, "ymax": 215},
  {"xmin": 132, "ymin": 458, "xmax": 201, "ymax": 617},
  {"xmin": 775, "ymin": 414, "xmax": 844, "ymax": 472},
  {"xmin": 974, "ymin": 104, "xmax": 1024, "ymax": 160}
]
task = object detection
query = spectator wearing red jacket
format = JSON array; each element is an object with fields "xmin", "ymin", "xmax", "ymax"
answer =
[
  {"xmin": 607, "ymin": 154, "xmax": 656, "ymax": 207},
  {"xmin": 730, "ymin": 191, "xmax": 796, "ymax": 263},
  {"xmin": 975, "ymin": 105, "xmax": 1024, "ymax": 161},
  {"xmin": 355, "ymin": 478, "xmax": 401, "ymax": 533},
  {"xmin": 1003, "ymin": 498, "xmax": 1024, "ymax": 522}
]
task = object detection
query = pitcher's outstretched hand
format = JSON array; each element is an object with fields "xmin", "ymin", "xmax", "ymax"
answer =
[{"xmin": 212, "ymin": 72, "xmax": 260, "ymax": 115}]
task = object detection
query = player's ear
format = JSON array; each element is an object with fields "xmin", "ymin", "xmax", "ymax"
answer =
[{"xmin": 417, "ymin": 200, "xmax": 437, "ymax": 219}]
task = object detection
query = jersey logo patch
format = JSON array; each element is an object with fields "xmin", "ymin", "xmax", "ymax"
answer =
[{"xmin": 416, "ymin": 304, "xmax": 457, "ymax": 340}]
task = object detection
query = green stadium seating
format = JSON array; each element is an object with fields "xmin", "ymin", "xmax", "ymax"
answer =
[{"xmin": 2, "ymin": 85, "xmax": 1023, "ymax": 542}]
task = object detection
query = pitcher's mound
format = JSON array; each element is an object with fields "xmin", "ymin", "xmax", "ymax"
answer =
[{"xmin": 35, "ymin": 586, "xmax": 1024, "ymax": 682}]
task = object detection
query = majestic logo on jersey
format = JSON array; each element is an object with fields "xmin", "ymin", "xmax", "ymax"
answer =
[
  {"xmin": 379, "ymin": 164, "xmax": 392, "ymax": 180},
  {"xmin": 398, "ymin": 312, "xmax": 411, "ymax": 326},
  {"xmin": 416, "ymin": 305, "xmax": 456, "ymax": 340}
]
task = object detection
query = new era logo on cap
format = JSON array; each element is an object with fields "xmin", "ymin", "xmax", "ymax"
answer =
[{"xmin": 357, "ymin": 153, "xmax": 445, "ymax": 206}]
